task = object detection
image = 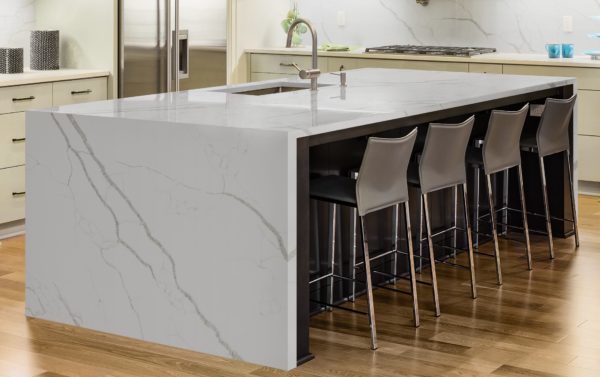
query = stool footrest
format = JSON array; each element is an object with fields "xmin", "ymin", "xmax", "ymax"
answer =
[{"xmin": 310, "ymin": 299, "xmax": 368, "ymax": 316}]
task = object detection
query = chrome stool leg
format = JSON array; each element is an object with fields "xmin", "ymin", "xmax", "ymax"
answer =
[
  {"xmin": 422, "ymin": 193, "xmax": 441, "ymax": 317},
  {"xmin": 392, "ymin": 203, "xmax": 399, "ymax": 283},
  {"xmin": 517, "ymin": 164, "xmax": 533, "ymax": 270},
  {"xmin": 462, "ymin": 183, "xmax": 478, "ymax": 299},
  {"xmin": 539, "ymin": 156, "xmax": 555, "ymax": 259},
  {"xmin": 404, "ymin": 201, "xmax": 420, "ymax": 327},
  {"xmin": 419, "ymin": 195, "xmax": 424, "ymax": 272},
  {"xmin": 565, "ymin": 150, "xmax": 580, "ymax": 247},
  {"xmin": 327, "ymin": 203, "xmax": 337, "ymax": 310},
  {"xmin": 485, "ymin": 174, "xmax": 503, "ymax": 285},
  {"xmin": 453, "ymin": 185, "xmax": 458, "ymax": 258},
  {"xmin": 502, "ymin": 169, "xmax": 509, "ymax": 236},
  {"xmin": 473, "ymin": 166, "xmax": 480, "ymax": 248},
  {"xmin": 350, "ymin": 208, "xmax": 358, "ymax": 302},
  {"xmin": 359, "ymin": 216, "xmax": 378, "ymax": 350}
]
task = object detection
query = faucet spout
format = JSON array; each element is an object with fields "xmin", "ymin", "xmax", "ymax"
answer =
[{"xmin": 286, "ymin": 18, "xmax": 320, "ymax": 91}]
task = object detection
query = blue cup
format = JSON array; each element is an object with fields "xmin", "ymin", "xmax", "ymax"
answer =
[
  {"xmin": 546, "ymin": 44, "xmax": 561, "ymax": 58},
  {"xmin": 562, "ymin": 43, "xmax": 574, "ymax": 58}
]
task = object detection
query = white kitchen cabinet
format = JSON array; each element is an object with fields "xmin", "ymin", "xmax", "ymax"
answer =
[
  {"xmin": 327, "ymin": 57, "xmax": 468, "ymax": 73},
  {"xmin": 0, "ymin": 113, "xmax": 26, "ymax": 169},
  {"xmin": 578, "ymin": 135, "xmax": 600, "ymax": 182},
  {"xmin": 578, "ymin": 90, "xmax": 600, "ymax": 137},
  {"xmin": 52, "ymin": 77, "xmax": 108, "ymax": 106},
  {"xmin": 251, "ymin": 54, "xmax": 329, "ymax": 75},
  {"xmin": 0, "ymin": 166, "xmax": 25, "ymax": 225},
  {"xmin": 503, "ymin": 64, "xmax": 600, "ymax": 90},
  {"xmin": 0, "ymin": 71, "xmax": 108, "ymax": 235},
  {"xmin": 469, "ymin": 63, "xmax": 503, "ymax": 74}
]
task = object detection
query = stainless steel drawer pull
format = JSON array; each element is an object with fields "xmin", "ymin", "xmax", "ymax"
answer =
[
  {"xmin": 12, "ymin": 96, "xmax": 35, "ymax": 102},
  {"xmin": 71, "ymin": 89, "xmax": 92, "ymax": 95},
  {"xmin": 280, "ymin": 62, "xmax": 297, "ymax": 67},
  {"xmin": 12, "ymin": 192, "xmax": 25, "ymax": 197},
  {"xmin": 11, "ymin": 138, "xmax": 25, "ymax": 143}
]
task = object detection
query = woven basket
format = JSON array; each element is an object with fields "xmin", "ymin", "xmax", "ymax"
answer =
[
  {"xmin": 5, "ymin": 48, "xmax": 24, "ymax": 74},
  {"xmin": 0, "ymin": 49, "xmax": 6, "ymax": 74},
  {"xmin": 30, "ymin": 30, "xmax": 59, "ymax": 70}
]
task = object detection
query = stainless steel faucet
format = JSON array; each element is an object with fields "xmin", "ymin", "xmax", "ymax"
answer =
[{"xmin": 285, "ymin": 18, "xmax": 320, "ymax": 91}]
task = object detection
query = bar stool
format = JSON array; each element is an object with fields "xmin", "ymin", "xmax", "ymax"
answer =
[
  {"xmin": 309, "ymin": 128, "xmax": 419, "ymax": 350},
  {"xmin": 468, "ymin": 104, "xmax": 532, "ymax": 284},
  {"xmin": 520, "ymin": 95, "xmax": 579, "ymax": 258},
  {"xmin": 409, "ymin": 116, "xmax": 477, "ymax": 317}
]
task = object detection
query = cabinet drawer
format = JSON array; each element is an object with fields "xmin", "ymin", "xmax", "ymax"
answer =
[
  {"xmin": 327, "ymin": 57, "xmax": 468, "ymax": 72},
  {"xmin": 578, "ymin": 135, "xmax": 600, "ymax": 182},
  {"xmin": 578, "ymin": 90, "xmax": 600, "ymax": 136},
  {"xmin": 251, "ymin": 54, "xmax": 328, "ymax": 74},
  {"xmin": 0, "ymin": 113, "xmax": 25, "ymax": 169},
  {"xmin": 503, "ymin": 64, "xmax": 598, "ymax": 90},
  {"xmin": 0, "ymin": 83, "xmax": 52, "ymax": 114},
  {"xmin": 469, "ymin": 63, "xmax": 503, "ymax": 74},
  {"xmin": 0, "ymin": 165, "xmax": 25, "ymax": 224},
  {"xmin": 52, "ymin": 77, "xmax": 108, "ymax": 106}
]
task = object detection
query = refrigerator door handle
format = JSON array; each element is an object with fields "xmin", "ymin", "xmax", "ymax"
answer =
[
  {"xmin": 173, "ymin": 0, "xmax": 180, "ymax": 91},
  {"xmin": 166, "ymin": 0, "xmax": 172, "ymax": 93},
  {"xmin": 173, "ymin": 29, "xmax": 189, "ymax": 80}
]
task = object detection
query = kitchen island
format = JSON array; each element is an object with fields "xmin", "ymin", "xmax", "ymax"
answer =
[{"xmin": 25, "ymin": 68, "xmax": 576, "ymax": 371}]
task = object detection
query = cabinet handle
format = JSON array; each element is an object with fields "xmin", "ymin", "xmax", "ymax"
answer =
[
  {"xmin": 280, "ymin": 62, "xmax": 297, "ymax": 67},
  {"xmin": 12, "ymin": 192, "xmax": 25, "ymax": 197},
  {"xmin": 12, "ymin": 96, "xmax": 35, "ymax": 102},
  {"xmin": 11, "ymin": 138, "xmax": 25, "ymax": 143},
  {"xmin": 71, "ymin": 89, "xmax": 92, "ymax": 95}
]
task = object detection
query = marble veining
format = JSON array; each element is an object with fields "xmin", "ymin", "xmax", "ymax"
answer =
[{"xmin": 293, "ymin": 0, "xmax": 600, "ymax": 54}]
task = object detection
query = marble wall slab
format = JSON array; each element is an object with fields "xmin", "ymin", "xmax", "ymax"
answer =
[
  {"xmin": 0, "ymin": 0, "xmax": 35, "ymax": 63},
  {"xmin": 25, "ymin": 110, "xmax": 297, "ymax": 370},
  {"xmin": 293, "ymin": 0, "xmax": 600, "ymax": 54}
]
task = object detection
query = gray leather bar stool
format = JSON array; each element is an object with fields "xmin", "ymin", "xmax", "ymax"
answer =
[
  {"xmin": 409, "ymin": 116, "xmax": 477, "ymax": 317},
  {"xmin": 309, "ymin": 128, "xmax": 419, "ymax": 350},
  {"xmin": 520, "ymin": 95, "xmax": 579, "ymax": 258},
  {"xmin": 467, "ymin": 104, "xmax": 533, "ymax": 284}
]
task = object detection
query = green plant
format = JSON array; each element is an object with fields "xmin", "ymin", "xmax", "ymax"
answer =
[{"xmin": 281, "ymin": 4, "xmax": 307, "ymax": 46}]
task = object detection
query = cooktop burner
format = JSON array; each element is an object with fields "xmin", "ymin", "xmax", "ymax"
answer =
[{"xmin": 365, "ymin": 45, "xmax": 497, "ymax": 57}]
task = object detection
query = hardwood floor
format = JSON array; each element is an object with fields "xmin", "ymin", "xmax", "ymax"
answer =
[{"xmin": 0, "ymin": 195, "xmax": 598, "ymax": 377}]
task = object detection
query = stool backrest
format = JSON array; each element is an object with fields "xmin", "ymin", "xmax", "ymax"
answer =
[
  {"xmin": 483, "ymin": 103, "xmax": 529, "ymax": 175},
  {"xmin": 356, "ymin": 128, "xmax": 418, "ymax": 216},
  {"xmin": 537, "ymin": 94, "xmax": 576, "ymax": 157},
  {"xmin": 419, "ymin": 116, "xmax": 474, "ymax": 194}
]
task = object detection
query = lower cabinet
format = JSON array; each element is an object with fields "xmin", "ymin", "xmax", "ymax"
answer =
[
  {"xmin": 327, "ymin": 57, "xmax": 468, "ymax": 73},
  {"xmin": 0, "ymin": 113, "xmax": 26, "ymax": 169},
  {"xmin": 0, "ymin": 165, "xmax": 25, "ymax": 224},
  {"xmin": 578, "ymin": 135, "xmax": 600, "ymax": 182}
]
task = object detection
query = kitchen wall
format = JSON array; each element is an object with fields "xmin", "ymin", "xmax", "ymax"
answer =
[
  {"xmin": 0, "ymin": 0, "xmax": 35, "ymax": 63},
  {"xmin": 292, "ymin": 0, "xmax": 600, "ymax": 54}
]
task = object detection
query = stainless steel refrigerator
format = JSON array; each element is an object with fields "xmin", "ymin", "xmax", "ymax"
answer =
[{"xmin": 118, "ymin": 0, "xmax": 227, "ymax": 98}]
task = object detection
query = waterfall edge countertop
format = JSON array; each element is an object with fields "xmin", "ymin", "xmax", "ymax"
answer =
[{"xmin": 25, "ymin": 69, "xmax": 575, "ymax": 371}]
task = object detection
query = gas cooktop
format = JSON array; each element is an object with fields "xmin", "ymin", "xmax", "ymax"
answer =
[{"xmin": 365, "ymin": 45, "xmax": 497, "ymax": 57}]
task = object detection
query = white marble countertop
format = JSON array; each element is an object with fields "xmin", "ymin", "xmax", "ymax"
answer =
[
  {"xmin": 43, "ymin": 68, "xmax": 575, "ymax": 138},
  {"xmin": 0, "ymin": 68, "xmax": 110, "ymax": 88},
  {"xmin": 247, "ymin": 47, "xmax": 600, "ymax": 69}
]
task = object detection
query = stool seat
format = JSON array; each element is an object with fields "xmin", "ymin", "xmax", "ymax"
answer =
[{"xmin": 310, "ymin": 175, "xmax": 357, "ymax": 207}]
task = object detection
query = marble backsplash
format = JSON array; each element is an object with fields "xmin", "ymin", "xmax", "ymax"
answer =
[
  {"xmin": 293, "ymin": 0, "xmax": 600, "ymax": 54},
  {"xmin": 0, "ymin": 0, "xmax": 35, "ymax": 64}
]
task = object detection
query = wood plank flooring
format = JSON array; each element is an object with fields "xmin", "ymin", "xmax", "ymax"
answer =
[{"xmin": 0, "ymin": 195, "xmax": 598, "ymax": 377}]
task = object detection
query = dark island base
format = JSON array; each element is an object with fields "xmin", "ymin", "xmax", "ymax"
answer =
[{"xmin": 296, "ymin": 84, "xmax": 575, "ymax": 364}]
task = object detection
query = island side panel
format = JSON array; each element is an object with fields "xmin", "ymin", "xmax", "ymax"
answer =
[{"xmin": 25, "ymin": 111, "xmax": 297, "ymax": 370}]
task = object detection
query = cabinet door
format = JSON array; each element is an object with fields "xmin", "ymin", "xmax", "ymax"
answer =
[
  {"xmin": 251, "ymin": 54, "xmax": 328, "ymax": 74},
  {"xmin": 578, "ymin": 90, "xmax": 600, "ymax": 137},
  {"xmin": 250, "ymin": 72, "xmax": 298, "ymax": 82},
  {"xmin": 52, "ymin": 77, "xmax": 108, "ymax": 106},
  {"xmin": 0, "ymin": 165, "xmax": 25, "ymax": 224},
  {"xmin": 578, "ymin": 135, "xmax": 600, "ymax": 182},
  {"xmin": 469, "ymin": 63, "xmax": 503, "ymax": 74},
  {"xmin": 328, "ymin": 57, "xmax": 468, "ymax": 72},
  {"xmin": 503, "ymin": 64, "xmax": 600, "ymax": 90},
  {"xmin": 0, "ymin": 83, "xmax": 52, "ymax": 114},
  {"xmin": 0, "ymin": 113, "xmax": 25, "ymax": 169}
]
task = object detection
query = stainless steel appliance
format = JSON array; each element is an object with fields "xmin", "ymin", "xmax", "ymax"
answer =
[
  {"xmin": 365, "ymin": 45, "xmax": 496, "ymax": 57},
  {"xmin": 118, "ymin": 0, "xmax": 227, "ymax": 98}
]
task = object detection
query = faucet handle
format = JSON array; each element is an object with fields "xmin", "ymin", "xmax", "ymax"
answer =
[{"xmin": 299, "ymin": 68, "xmax": 321, "ymax": 80}]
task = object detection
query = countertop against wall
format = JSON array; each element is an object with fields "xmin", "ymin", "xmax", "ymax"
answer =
[
  {"xmin": 247, "ymin": 47, "xmax": 600, "ymax": 69},
  {"xmin": 0, "ymin": 69, "xmax": 110, "ymax": 88}
]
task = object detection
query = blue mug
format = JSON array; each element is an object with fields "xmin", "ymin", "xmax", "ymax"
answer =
[
  {"xmin": 546, "ymin": 44, "xmax": 561, "ymax": 58},
  {"xmin": 562, "ymin": 43, "xmax": 574, "ymax": 58}
]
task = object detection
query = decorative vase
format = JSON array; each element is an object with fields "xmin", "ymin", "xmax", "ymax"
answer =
[
  {"xmin": 30, "ymin": 30, "xmax": 60, "ymax": 70},
  {"xmin": 5, "ymin": 48, "xmax": 24, "ymax": 74}
]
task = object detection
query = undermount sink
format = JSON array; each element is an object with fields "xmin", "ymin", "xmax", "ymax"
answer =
[{"xmin": 214, "ymin": 82, "xmax": 331, "ymax": 96}]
